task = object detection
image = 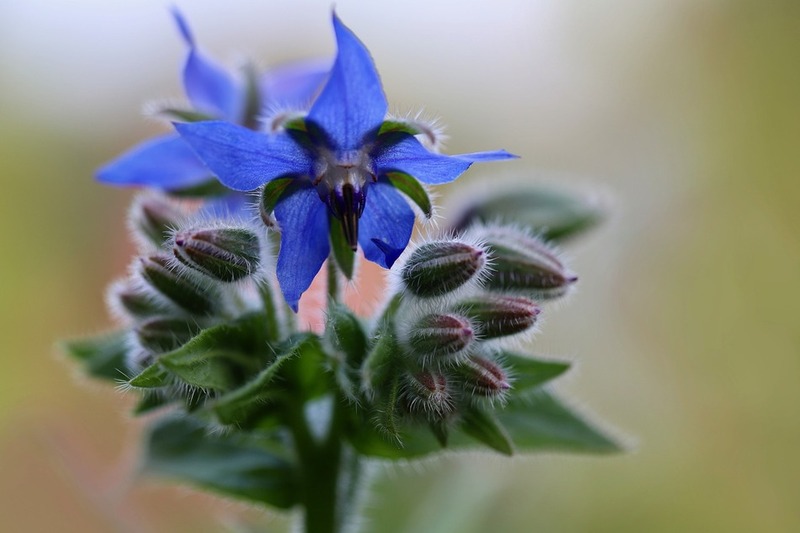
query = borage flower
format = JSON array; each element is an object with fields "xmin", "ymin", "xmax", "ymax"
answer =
[
  {"xmin": 176, "ymin": 14, "xmax": 517, "ymax": 310},
  {"xmin": 96, "ymin": 8, "xmax": 328, "ymax": 196}
]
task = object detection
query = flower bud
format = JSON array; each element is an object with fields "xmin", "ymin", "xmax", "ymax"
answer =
[
  {"xmin": 138, "ymin": 255, "xmax": 217, "ymax": 316},
  {"xmin": 401, "ymin": 241, "xmax": 486, "ymax": 297},
  {"xmin": 457, "ymin": 355, "xmax": 511, "ymax": 400},
  {"xmin": 406, "ymin": 313, "xmax": 474, "ymax": 364},
  {"xmin": 135, "ymin": 317, "xmax": 202, "ymax": 353},
  {"xmin": 130, "ymin": 194, "xmax": 184, "ymax": 248},
  {"xmin": 458, "ymin": 295, "xmax": 540, "ymax": 339},
  {"xmin": 173, "ymin": 227, "xmax": 261, "ymax": 282},
  {"xmin": 403, "ymin": 370, "xmax": 455, "ymax": 419},
  {"xmin": 481, "ymin": 227, "xmax": 577, "ymax": 299},
  {"xmin": 108, "ymin": 279, "xmax": 175, "ymax": 321}
]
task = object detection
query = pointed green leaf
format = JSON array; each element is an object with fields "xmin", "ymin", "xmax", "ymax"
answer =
[
  {"xmin": 212, "ymin": 349, "xmax": 295, "ymax": 426},
  {"xmin": 280, "ymin": 333, "xmax": 329, "ymax": 400},
  {"xmin": 157, "ymin": 313, "xmax": 270, "ymax": 391},
  {"xmin": 62, "ymin": 331, "xmax": 129, "ymax": 382},
  {"xmin": 326, "ymin": 304, "xmax": 368, "ymax": 366},
  {"xmin": 497, "ymin": 390, "xmax": 621, "ymax": 453},
  {"xmin": 129, "ymin": 362, "xmax": 172, "ymax": 389},
  {"xmin": 329, "ymin": 217, "xmax": 356, "ymax": 279},
  {"xmin": 346, "ymin": 415, "xmax": 443, "ymax": 460},
  {"xmin": 503, "ymin": 353, "xmax": 571, "ymax": 394},
  {"xmin": 143, "ymin": 417, "xmax": 297, "ymax": 508},
  {"xmin": 386, "ymin": 171, "xmax": 433, "ymax": 218},
  {"xmin": 459, "ymin": 406, "xmax": 513, "ymax": 456}
]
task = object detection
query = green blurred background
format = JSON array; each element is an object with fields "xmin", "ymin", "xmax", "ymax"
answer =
[{"xmin": 1, "ymin": 1, "xmax": 798, "ymax": 531}]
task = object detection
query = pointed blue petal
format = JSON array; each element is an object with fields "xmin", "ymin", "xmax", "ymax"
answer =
[
  {"xmin": 358, "ymin": 180, "xmax": 416, "ymax": 268},
  {"xmin": 261, "ymin": 59, "xmax": 330, "ymax": 108},
  {"xmin": 171, "ymin": 8, "xmax": 241, "ymax": 121},
  {"xmin": 307, "ymin": 14, "xmax": 387, "ymax": 150},
  {"xmin": 373, "ymin": 135, "xmax": 517, "ymax": 185},
  {"xmin": 96, "ymin": 134, "xmax": 211, "ymax": 189},
  {"xmin": 175, "ymin": 121, "xmax": 313, "ymax": 191},
  {"xmin": 273, "ymin": 185, "xmax": 330, "ymax": 311}
]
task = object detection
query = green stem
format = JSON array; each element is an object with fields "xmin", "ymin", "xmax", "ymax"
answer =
[{"xmin": 327, "ymin": 257, "xmax": 341, "ymax": 305}]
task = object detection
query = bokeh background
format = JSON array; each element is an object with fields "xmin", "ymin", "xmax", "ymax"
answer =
[{"xmin": 1, "ymin": 0, "xmax": 798, "ymax": 531}]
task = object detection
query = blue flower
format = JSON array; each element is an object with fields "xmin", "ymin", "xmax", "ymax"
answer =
[
  {"xmin": 176, "ymin": 14, "xmax": 517, "ymax": 310},
  {"xmin": 96, "ymin": 8, "xmax": 328, "ymax": 193}
]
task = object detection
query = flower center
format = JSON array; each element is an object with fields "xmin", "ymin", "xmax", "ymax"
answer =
[{"xmin": 314, "ymin": 149, "xmax": 376, "ymax": 250}]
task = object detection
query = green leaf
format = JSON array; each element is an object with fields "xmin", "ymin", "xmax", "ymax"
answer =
[
  {"xmin": 347, "ymin": 416, "xmax": 443, "ymax": 460},
  {"xmin": 129, "ymin": 362, "xmax": 171, "ymax": 389},
  {"xmin": 496, "ymin": 390, "xmax": 621, "ymax": 453},
  {"xmin": 325, "ymin": 304, "xmax": 368, "ymax": 366},
  {"xmin": 503, "ymin": 353, "xmax": 570, "ymax": 393},
  {"xmin": 143, "ymin": 416, "xmax": 297, "ymax": 508},
  {"xmin": 360, "ymin": 322, "xmax": 402, "ymax": 398},
  {"xmin": 158, "ymin": 313, "xmax": 271, "ymax": 391},
  {"xmin": 281, "ymin": 333, "xmax": 330, "ymax": 400},
  {"xmin": 459, "ymin": 406, "xmax": 513, "ymax": 456},
  {"xmin": 329, "ymin": 217, "xmax": 356, "ymax": 279},
  {"xmin": 453, "ymin": 186, "xmax": 604, "ymax": 242},
  {"xmin": 212, "ymin": 349, "xmax": 295, "ymax": 426},
  {"xmin": 62, "ymin": 331, "xmax": 129, "ymax": 382},
  {"xmin": 386, "ymin": 171, "xmax": 433, "ymax": 218}
]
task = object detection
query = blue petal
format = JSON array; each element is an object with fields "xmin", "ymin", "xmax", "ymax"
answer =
[
  {"xmin": 171, "ymin": 8, "xmax": 242, "ymax": 121},
  {"xmin": 307, "ymin": 13, "xmax": 387, "ymax": 150},
  {"xmin": 373, "ymin": 135, "xmax": 517, "ymax": 185},
  {"xmin": 358, "ymin": 180, "xmax": 416, "ymax": 268},
  {"xmin": 273, "ymin": 185, "xmax": 330, "ymax": 311},
  {"xmin": 261, "ymin": 59, "xmax": 330, "ymax": 108},
  {"xmin": 175, "ymin": 121, "xmax": 313, "ymax": 191},
  {"xmin": 96, "ymin": 134, "xmax": 211, "ymax": 189}
]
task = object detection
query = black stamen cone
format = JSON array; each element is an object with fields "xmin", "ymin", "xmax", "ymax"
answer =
[{"xmin": 339, "ymin": 184, "xmax": 359, "ymax": 250}]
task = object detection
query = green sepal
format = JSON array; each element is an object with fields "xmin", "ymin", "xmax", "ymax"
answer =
[
  {"xmin": 166, "ymin": 179, "xmax": 229, "ymax": 199},
  {"xmin": 386, "ymin": 171, "xmax": 433, "ymax": 218},
  {"xmin": 142, "ymin": 416, "xmax": 298, "ymax": 508},
  {"xmin": 503, "ymin": 353, "xmax": 570, "ymax": 393},
  {"xmin": 62, "ymin": 331, "xmax": 130, "ymax": 382},
  {"xmin": 453, "ymin": 187, "xmax": 603, "ymax": 242},
  {"xmin": 378, "ymin": 120, "xmax": 423, "ymax": 137},
  {"xmin": 259, "ymin": 177, "xmax": 295, "ymax": 228},
  {"xmin": 496, "ymin": 390, "xmax": 621, "ymax": 453},
  {"xmin": 156, "ymin": 107, "xmax": 216, "ymax": 123},
  {"xmin": 459, "ymin": 405, "xmax": 513, "ymax": 456},
  {"xmin": 129, "ymin": 362, "xmax": 172, "ymax": 389},
  {"xmin": 329, "ymin": 217, "xmax": 356, "ymax": 279}
]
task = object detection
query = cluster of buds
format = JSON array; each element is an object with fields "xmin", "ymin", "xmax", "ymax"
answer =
[
  {"xmin": 366, "ymin": 224, "xmax": 577, "ymax": 430},
  {"xmin": 107, "ymin": 194, "xmax": 272, "ymax": 390}
]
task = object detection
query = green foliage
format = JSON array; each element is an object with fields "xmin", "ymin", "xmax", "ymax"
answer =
[
  {"xmin": 143, "ymin": 416, "xmax": 298, "ymax": 508},
  {"xmin": 62, "ymin": 331, "xmax": 129, "ymax": 382}
]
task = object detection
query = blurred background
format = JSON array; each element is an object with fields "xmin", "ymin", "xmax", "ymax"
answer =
[{"xmin": 1, "ymin": 0, "xmax": 798, "ymax": 531}]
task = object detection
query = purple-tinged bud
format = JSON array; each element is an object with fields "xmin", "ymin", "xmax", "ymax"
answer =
[
  {"xmin": 173, "ymin": 227, "xmax": 261, "ymax": 282},
  {"xmin": 458, "ymin": 295, "xmax": 540, "ymax": 339},
  {"xmin": 457, "ymin": 355, "xmax": 511, "ymax": 400},
  {"xmin": 403, "ymin": 370, "xmax": 455, "ymax": 419},
  {"xmin": 407, "ymin": 313, "xmax": 475, "ymax": 364},
  {"xmin": 481, "ymin": 227, "xmax": 577, "ymax": 299},
  {"xmin": 401, "ymin": 241, "xmax": 486, "ymax": 297},
  {"xmin": 135, "ymin": 317, "xmax": 202, "ymax": 353},
  {"xmin": 130, "ymin": 194, "xmax": 185, "ymax": 248},
  {"xmin": 108, "ymin": 279, "xmax": 175, "ymax": 321},
  {"xmin": 138, "ymin": 255, "xmax": 217, "ymax": 316}
]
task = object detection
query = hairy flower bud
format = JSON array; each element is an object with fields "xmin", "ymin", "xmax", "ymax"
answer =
[
  {"xmin": 108, "ymin": 279, "xmax": 175, "ymax": 321},
  {"xmin": 130, "ymin": 194, "xmax": 185, "ymax": 248},
  {"xmin": 138, "ymin": 255, "xmax": 217, "ymax": 315},
  {"xmin": 173, "ymin": 227, "xmax": 261, "ymax": 282},
  {"xmin": 457, "ymin": 355, "xmax": 510, "ymax": 400},
  {"xmin": 135, "ymin": 317, "xmax": 202, "ymax": 353},
  {"xmin": 406, "ymin": 313, "xmax": 474, "ymax": 364},
  {"xmin": 480, "ymin": 227, "xmax": 577, "ymax": 299},
  {"xmin": 401, "ymin": 240, "xmax": 486, "ymax": 297},
  {"xmin": 403, "ymin": 370, "xmax": 455, "ymax": 419},
  {"xmin": 458, "ymin": 295, "xmax": 540, "ymax": 339}
]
